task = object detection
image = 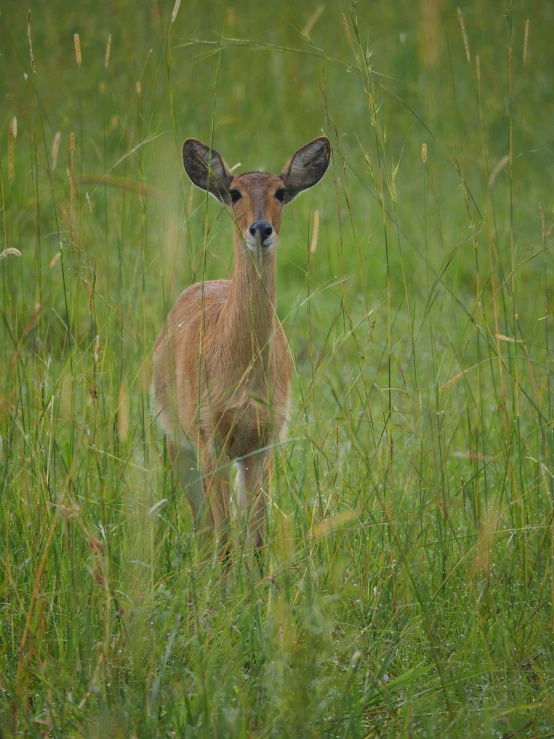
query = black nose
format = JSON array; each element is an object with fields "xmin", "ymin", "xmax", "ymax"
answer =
[{"xmin": 249, "ymin": 220, "xmax": 273, "ymax": 244}]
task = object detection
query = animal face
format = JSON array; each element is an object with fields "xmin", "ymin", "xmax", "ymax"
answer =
[
  {"xmin": 227, "ymin": 172, "xmax": 285, "ymax": 253},
  {"xmin": 182, "ymin": 136, "xmax": 331, "ymax": 256}
]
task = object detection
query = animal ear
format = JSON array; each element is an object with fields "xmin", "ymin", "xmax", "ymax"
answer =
[
  {"xmin": 182, "ymin": 138, "xmax": 233, "ymax": 203},
  {"xmin": 280, "ymin": 136, "xmax": 331, "ymax": 203}
]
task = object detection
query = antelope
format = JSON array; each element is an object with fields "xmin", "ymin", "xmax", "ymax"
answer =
[{"xmin": 151, "ymin": 136, "xmax": 330, "ymax": 555}]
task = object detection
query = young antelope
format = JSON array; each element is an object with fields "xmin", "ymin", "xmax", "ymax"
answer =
[{"xmin": 151, "ymin": 136, "xmax": 330, "ymax": 554}]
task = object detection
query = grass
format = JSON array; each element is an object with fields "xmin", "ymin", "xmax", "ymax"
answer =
[{"xmin": 1, "ymin": 0, "xmax": 553, "ymax": 736}]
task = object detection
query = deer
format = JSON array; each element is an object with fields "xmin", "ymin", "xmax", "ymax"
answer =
[{"xmin": 151, "ymin": 135, "xmax": 330, "ymax": 558}]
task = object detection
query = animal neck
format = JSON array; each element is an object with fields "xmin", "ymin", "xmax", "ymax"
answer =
[{"xmin": 222, "ymin": 229, "xmax": 277, "ymax": 375}]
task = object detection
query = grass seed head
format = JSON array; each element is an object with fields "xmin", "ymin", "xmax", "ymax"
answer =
[
  {"xmin": 457, "ymin": 7, "xmax": 470, "ymax": 62},
  {"xmin": 523, "ymin": 19, "xmax": 530, "ymax": 64},
  {"xmin": 27, "ymin": 10, "xmax": 36, "ymax": 73},
  {"xmin": 104, "ymin": 34, "xmax": 111, "ymax": 68},
  {"xmin": 49, "ymin": 251, "xmax": 61, "ymax": 269},
  {"xmin": 149, "ymin": 499, "xmax": 168, "ymax": 516},
  {"xmin": 51, "ymin": 132, "xmax": 61, "ymax": 170},
  {"xmin": 74, "ymin": 33, "xmax": 82, "ymax": 66},
  {"xmin": 12, "ymin": 116, "xmax": 18, "ymax": 138},
  {"xmin": 0, "ymin": 248, "xmax": 22, "ymax": 259},
  {"xmin": 170, "ymin": 0, "xmax": 181, "ymax": 25},
  {"xmin": 421, "ymin": 142, "xmax": 427, "ymax": 163}
]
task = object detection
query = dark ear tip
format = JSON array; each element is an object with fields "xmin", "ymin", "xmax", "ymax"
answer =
[
  {"xmin": 313, "ymin": 135, "xmax": 331, "ymax": 147},
  {"xmin": 183, "ymin": 138, "xmax": 202, "ymax": 156},
  {"xmin": 319, "ymin": 136, "xmax": 331, "ymax": 158}
]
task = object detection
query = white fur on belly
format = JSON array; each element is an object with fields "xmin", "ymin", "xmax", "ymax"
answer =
[{"xmin": 150, "ymin": 384, "xmax": 193, "ymax": 450}]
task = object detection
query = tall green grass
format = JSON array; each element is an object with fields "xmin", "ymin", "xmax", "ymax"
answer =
[{"xmin": 1, "ymin": 1, "xmax": 553, "ymax": 736}]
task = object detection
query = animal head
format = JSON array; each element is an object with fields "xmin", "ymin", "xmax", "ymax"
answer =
[{"xmin": 183, "ymin": 136, "xmax": 331, "ymax": 255}]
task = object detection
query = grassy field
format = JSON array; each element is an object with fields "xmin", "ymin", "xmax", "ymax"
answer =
[{"xmin": 1, "ymin": 0, "xmax": 553, "ymax": 736}]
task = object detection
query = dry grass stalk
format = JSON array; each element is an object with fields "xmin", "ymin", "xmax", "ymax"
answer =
[
  {"xmin": 450, "ymin": 450, "xmax": 493, "ymax": 462},
  {"xmin": 136, "ymin": 81, "xmax": 142, "ymax": 96},
  {"xmin": 49, "ymin": 252, "xmax": 61, "ymax": 269},
  {"xmin": 76, "ymin": 176, "xmax": 160, "ymax": 198},
  {"xmin": 310, "ymin": 210, "xmax": 320, "ymax": 253},
  {"xmin": 66, "ymin": 168, "xmax": 77, "ymax": 199},
  {"xmin": 69, "ymin": 133, "xmax": 75, "ymax": 176},
  {"xmin": 472, "ymin": 508, "xmax": 499, "ymax": 576},
  {"xmin": 457, "ymin": 7, "xmax": 470, "ymax": 62},
  {"xmin": 8, "ymin": 121, "xmax": 14, "ymax": 182},
  {"xmin": 89, "ymin": 271, "xmax": 96, "ymax": 313},
  {"xmin": 118, "ymin": 382, "xmax": 128, "ymax": 442},
  {"xmin": 85, "ymin": 191, "xmax": 93, "ymax": 214},
  {"xmin": 440, "ymin": 361, "xmax": 482, "ymax": 392},
  {"xmin": 476, "ymin": 55, "xmax": 480, "ymax": 81},
  {"xmin": 488, "ymin": 155, "xmax": 510, "ymax": 189},
  {"xmin": 27, "ymin": 11, "xmax": 36, "ymax": 73},
  {"xmin": 104, "ymin": 34, "xmax": 112, "ymax": 69},
  {"xmin": 310, "ymin": 509, "xmax": 357, "ymax": 539},
  {"xmin": 302, "ymin": 6, "xmax": 324, "ymax": 37},
  {"xmin": 342, "ymin": 13, "xmax": 351, "ymax": 42},
  {"xmin": 421, "ymin": 143, "xmax": 427, "ymax": 163},
  {"xmin": 495, "ymin": 333, "xmax": 522, "ymax": 344},
  {"xmin": 74, "ymin": 33, "xmax": 82, "ymax": 66},
  {"xmin": 51, "ymin": 132, "xmax": 61, "ymax": 170}
]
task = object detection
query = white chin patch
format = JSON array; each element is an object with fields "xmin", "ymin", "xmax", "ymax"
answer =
[{"xmin": 246, "ymin": 236, "xmax": 277, "ymax": 254}]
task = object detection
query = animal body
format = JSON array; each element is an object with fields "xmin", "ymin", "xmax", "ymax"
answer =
[{"xmin": 151, "ymin": 136, "xmax": 330, "ymax": 554}]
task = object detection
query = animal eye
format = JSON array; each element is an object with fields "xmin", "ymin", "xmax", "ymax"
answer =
[
  {"xmin": 230, "ymin": 189, "xmax": 242, "ymax": 204},
  {"xmin": 275, "ymin": 188, "xmax": 286, "ymax": 203}
]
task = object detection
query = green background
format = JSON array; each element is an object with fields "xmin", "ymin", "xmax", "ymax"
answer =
[{"xmin": 0, "ymin": 1, "xmax": 553, "ymax": 736}]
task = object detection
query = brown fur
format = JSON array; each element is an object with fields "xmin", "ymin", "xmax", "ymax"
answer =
[{"xmin": 151, "ymin": 137, "xmax": 330, "ymax": 554}]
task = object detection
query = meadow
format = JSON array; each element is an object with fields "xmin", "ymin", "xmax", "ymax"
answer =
[{"xmin": 1, "ymin": 0, "xmax": 553, "ymax": 735}]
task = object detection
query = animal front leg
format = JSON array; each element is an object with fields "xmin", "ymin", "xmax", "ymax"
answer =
[
  {"xmin": 200, "ymin": 444, "xmax": 232, "ymax": 558},
  {"xmin": 243, "ymin": 451, "xmax": 271, "ymax": 552}
]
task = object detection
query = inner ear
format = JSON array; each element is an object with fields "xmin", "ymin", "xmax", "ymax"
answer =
[
  {"xmin": 281, "ymin": 136, "xmax": 331, "ymax": 203},
  {"xmin": 183, "ymin": 138, "xmax": 233, "ymax": 203}
]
